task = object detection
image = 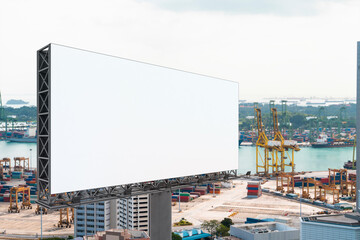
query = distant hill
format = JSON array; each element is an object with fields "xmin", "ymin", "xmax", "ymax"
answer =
[{"xmin": 6, "ymin": 99, "xmax": 29, "ymax": 105}]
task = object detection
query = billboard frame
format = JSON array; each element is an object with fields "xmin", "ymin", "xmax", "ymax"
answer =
[{"xmin": 36, "ymin": 44, "xmax": 238, "ymax": 209}]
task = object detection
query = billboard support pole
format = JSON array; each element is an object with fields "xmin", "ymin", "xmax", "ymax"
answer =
[
  {"xmin": 41, "ymin": 208, "xmax": 43, "ymax": 239},
  {"xmin": 213, "ymin": 182, "xmax": 215, "ymax": 198},
  {"xmin": 357, "ymin": 41, "xmax": 360, "ymax": 213},
  {"xmin": 149, "ymin": 190, "xmax": 172, "ymax": 240},
  {"xmin": 178, "ymin": 188, "xmax": 181, "ymax": 212}
]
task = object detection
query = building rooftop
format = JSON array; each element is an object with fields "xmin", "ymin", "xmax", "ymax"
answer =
[
  {"xmin": 231, "ymin": 222, "xmax": 297, "ymax": 233},
  {"xmin": 84, "ymin": 229, "xmax": 150, "ymax": 240},
  {"xmin": 174, "ymin": 228, "xmax": 211, "ymax": 240},
  {"xmin": 301, "ymin": 213, "xmax": 360, "ymax": 227}
]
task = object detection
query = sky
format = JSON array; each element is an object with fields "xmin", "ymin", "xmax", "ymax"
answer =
[{"xmin": 0, "ymin": 0, "xmax": 359, "ymax": 104}]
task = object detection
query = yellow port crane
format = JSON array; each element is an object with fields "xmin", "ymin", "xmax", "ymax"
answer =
[
  {"xmin": 0, "ymin": 158, "xmax": 11, "ymax": 172},
  {"xmin": 276, "ymin": 173, "xmax": 295, "ymax": 194},
  {"xmin": 271, "ymin": 108, "xmax": 300, "ymax": 173},
  {"xmin": 255, "ymin": 108, "xmax": 282, "ymax": 176},
  {"xmin": 35, "ymin": 204, "xmax": 48, "ymax": 215},
  {"xmin": 14, "ymin": 157, "xmax": 30, "ymax": 171},
  {"xmin": 58, "ymin": 208, "xmax": 74, "ymax": 228},
  {"xmin": 8, "ymin": 186, "xmax": 32, "ymax": 213}
]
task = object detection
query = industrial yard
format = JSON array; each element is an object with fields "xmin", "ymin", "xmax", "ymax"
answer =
[
  {"xmin": 0, "ymin": 162, "xmax": 356, "ymax": 237},
  {"xmin": 0, "ymin": 202, "xmax": 72, "ymax": 237},
  {"xmin": 0, "ymin": 174, "xmax": 72, "ymax": 237},
  {"xmin": 172, "ymin": 171, "xmax": 356, "ymax": 230}
]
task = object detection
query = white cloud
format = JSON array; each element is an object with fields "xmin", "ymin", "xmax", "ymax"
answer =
[{"xmin": 135, "ymin": 0, "xmax": 352, "ymax": 16}]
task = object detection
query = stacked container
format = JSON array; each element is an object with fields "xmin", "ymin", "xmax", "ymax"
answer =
[
  {"xmin": 294, "ymin": 176, "xmax": 302, "ymax": 187},
  {"xmin": 3, "ymin": 175, "xmax": 10, "ymax": 181},
  {"xmin": 194, "ymin": 186, "xmax": 207, "ymax": 195},
  {"xmin": 178, "ymin": 195, "xmax": 192, "ymax": 202},
  {"xmin": 3, "ymin": 192, "xmax": 10, "ymax": 202},
  {"xmin": 209, "ymin": 188, "xmax": 221, "ymax": 194},
  {"xmin": 11, "ymin": 172, "xmax": 22, "ymax": 179},
  {"xmin": 30, "ymin": 187, "xmax": 37, "ymax": 196},
  {"xmin": 30, "ymin": 195, "xmax": 37, "ymax": 204},
  {"xmin": 321, "ymin": 177, "xmax": 329, "ymax": 185},
  {"xmin": 208, "ymin": 183, "xmax": 221, "ymax": 193},
  {"xmin": 190, "ymin": 192, "xmax": 200, "ymax": 197},
  {"xmin": 247, "ymin": 181, "xmax": 261, "ymax": 198},
  {"xmin": 25, "ymin": 175, "xmax": 37, "ymax": 189},
  {"xmin": 172, "ymin": 192, "xmax": 193, "ymax": 202},
  {"xmin": 171, "ymin": 195, "xmax": 178, "ymax": 202},
  {"xmin": 181, "ymin": 187, "xmax": 195, "ymax": 193}
]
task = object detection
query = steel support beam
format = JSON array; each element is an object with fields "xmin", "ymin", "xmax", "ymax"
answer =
[
  {"xmin": 356, "ymin": 41, "xmax": 360, "ymax": 212},
  {"xmin": 149, "ymin": 190, "xmax": 172, "ymax": 240}
]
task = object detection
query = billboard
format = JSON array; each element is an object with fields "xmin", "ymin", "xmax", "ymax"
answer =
[{"xmin": 47, "ymin": 44, "xmax": 238, "ymax": 194}]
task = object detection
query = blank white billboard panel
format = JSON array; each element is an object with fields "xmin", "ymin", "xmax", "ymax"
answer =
[{"xmin": 50, "ymin": 44, "xmax": 238, "ymax": 194}]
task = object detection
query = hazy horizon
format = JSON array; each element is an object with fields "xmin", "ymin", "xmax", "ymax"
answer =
[{"xmin": 1, "ymin": 0, "xmax": 359, "ymax": 104}]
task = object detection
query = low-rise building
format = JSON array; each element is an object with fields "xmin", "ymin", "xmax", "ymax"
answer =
[
  {"xmin": 300, "ymin": 213, "xmax": 360, "ymax": 240},
  {"xmin": 83, "ymin": 229, "xmax": 149, "ymax": 240},
  {"xmin": 230, "ymin": 222, "xmax": 299, "ymax": 240},
  {"xmin": 173, "ymin": 228, "xmax": 211, "ymax": 239}
]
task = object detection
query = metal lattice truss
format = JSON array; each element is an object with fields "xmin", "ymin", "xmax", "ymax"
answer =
[
  {"xmin": 39, "ymin": 170, "xmax": 238, "ymax": 209},
  {"xmin": 37, "ymin": 45, "xmax": 51, "ymax": 207},
  {"xmin": 36, "ymin": 44, "xmax": 238, "ymax": 209}
]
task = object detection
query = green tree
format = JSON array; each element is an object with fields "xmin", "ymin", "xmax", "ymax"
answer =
[
  {"xmin": 220, "ymin": 217, "xmax": 234, "ymax": 228},
  {"xmin": 201, "ymin": 220, "xmax": 220, "ymax": 237},
  {"xmin": 172, "ymin": 232, "xmax": 182, "ymax": 240},
  {"xmin": 290, "ymin": 114, "xmax": 306, "ymax": 129},
  {"xmin": 216, "ymin": 224, "xmax": 230, "ymax": 236}
]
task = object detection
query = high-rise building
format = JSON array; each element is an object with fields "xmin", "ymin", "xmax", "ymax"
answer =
[
  {"xmin": 74, "ymin": 201, "xmax": 113, "ymax": 238},
  {"xmin": 74, "ymin": 195, "xmax": 149, "ymax": 238},
  {"xmin": 118, "ymin": 195, "xmax": 149, "ymax": 232}
]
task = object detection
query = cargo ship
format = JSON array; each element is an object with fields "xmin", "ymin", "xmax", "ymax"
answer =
[
  {"xmin": 7, "ymin": 127, "xmax": 37, "ymax": 143},
  {"xmin": 311, "ymin": 134, "xmax": 354, "ymax": 148},
  {"xmin": 344, "ymin": 160, "xmax": 356, "ymax": 169}
]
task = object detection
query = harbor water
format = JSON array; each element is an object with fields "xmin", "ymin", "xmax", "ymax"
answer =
[
  {"xmin": 0, "ymin": 141, "xmax": 355, "ymax": 174},
  {"xmin": 0, "ymin": 141, "xmax": 37, "ymax": 168},
  {"xmin": 238, "ymin": 146, "xmax": 355, "ymax": 174}
]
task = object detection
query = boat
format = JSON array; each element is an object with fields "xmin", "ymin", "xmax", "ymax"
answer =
[
  {"xmin": 344, "ymin": 160, "xmax": 356, "ymax": 169},
  {"xmin": 343, "ymin": 136, "xmax": 356, "ymax": 169},
  {"xmin": 8, "ymin": 137, "xmax": 36, "ymax": 143},
  {"xmin": 7, "ymin": 127, "xmax": 37, "ymax": 143},
  {"xmin": 240, "ymin": 142, "xmax": 254, "ymax": 146},
  {"xmin": 311, "ymin": 134, "xmax": 354, "ymax": 148},
  {"xmin": 311, "ymin": 142, "xmax": 354, "ymax": 148}
]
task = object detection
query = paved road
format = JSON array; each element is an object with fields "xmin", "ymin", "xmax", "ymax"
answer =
[{"xmin": 0, "ymin": 233, "xmax": 71, "ymax": 239}]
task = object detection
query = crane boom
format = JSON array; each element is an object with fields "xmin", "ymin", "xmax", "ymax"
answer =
[{"xmin": 255, "ymin": 108, "xmax": 264, "ymax": 133}]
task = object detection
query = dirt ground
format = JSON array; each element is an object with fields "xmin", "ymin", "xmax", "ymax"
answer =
[
  {"xmin": 0, "ymin": 179, "xmax": 73, "ymax": 237},
  {"xmin": 171, "ymin": 174, "xmax": 349, "ymax": 230},
  {"xmin": 0, "ymin": 202, "xmax": 73, "ymax": 237}
]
